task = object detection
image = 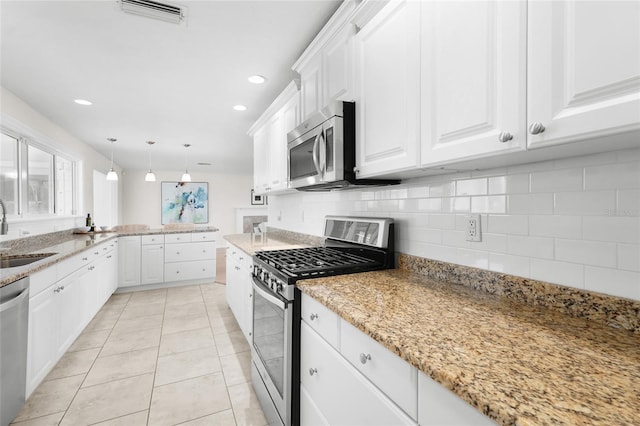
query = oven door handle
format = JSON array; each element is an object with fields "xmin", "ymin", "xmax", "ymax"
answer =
[{"xmin": 252, "ymin": 276, "xmax": 287, "ymax": 310}]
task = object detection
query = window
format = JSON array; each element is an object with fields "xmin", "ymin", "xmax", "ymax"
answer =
[
  {"xmin": 0, "ymin": 133, "xmax": 19, "ymax": 215},
  {"xmin": 0, "ymin": 130, "xmax": 78, "ymax": 217},
  {"xmin": 27, "ymin": 145, "xmax": 54, "ymax": 214}
]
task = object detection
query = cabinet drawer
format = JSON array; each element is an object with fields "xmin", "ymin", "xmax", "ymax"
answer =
[
  {"xmin": 192, "ymin": 231, "xmax": 216, "ymax": 242},
  {"xmin": 301, "ymin": 293, "xmax": 340, "ymax": 349},
  {"xmin": 164, "ymin": 242, "xmax": 216, "ymax": 263},
  {"xmin": 57, "ymin": 252, "xmax": 92, "ymax": 280},
  {"xmin": 418, "ymin": 371, "xmax": 495, "ymax": 426},
  {"xmin": 164, "ymin": 260, "xmax": 215, "ymax": 282},
  {"xmin": 165, "ymin": 233, "xmax": 192, "ymax": 243},
  {"xmin": 142, "ymin": 234, "xmax": 165, "ymax": 245},
  {"xmin": 300, "ymin": 322, "xmax": 415, "ymax": 426},
  {"xmin": 29, "ymin": 266, "xmax": 57, "ymax": 298},
  {"xmin": 340, "ymin": 319, "xmax": 418, "ymax": 420}
]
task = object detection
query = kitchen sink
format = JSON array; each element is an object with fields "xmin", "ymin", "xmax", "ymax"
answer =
[{"xmin": 0, "ymin": 253, "xmax": 56, "ymax": 269}]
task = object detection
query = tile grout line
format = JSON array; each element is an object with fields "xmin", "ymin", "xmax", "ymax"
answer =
[{"xmin": 146, "ymin": 288, "xmax": 168, "ymax": 426}]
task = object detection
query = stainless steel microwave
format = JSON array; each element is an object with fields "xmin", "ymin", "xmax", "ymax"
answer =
[{"xmin": 287, "ymin": 101, "xmax": 399, "ymax": 191}]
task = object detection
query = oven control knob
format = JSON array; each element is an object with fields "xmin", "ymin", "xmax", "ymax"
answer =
[{"xmin": 276, "ymin": 283, "xmax": 283, "ymax": 292}]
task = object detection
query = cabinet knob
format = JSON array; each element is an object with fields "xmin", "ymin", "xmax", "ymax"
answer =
[
  {"xmin": 54, "ymin": 286, "xmax": 61, "ymax": 293},
  {"xmin": 309, "ymin": 313, "xmax": 318, "ymax": 321},
  {"xmin": 360, "ymin": 353, "xmax": 372, "ymax": 364},
  {"xmin": 249, "ymin": 293, "xmax": 253, "ymax": 298},
  {"xmin": 176, "ymin": 252, "xmax": 180, "ymax": 255},
  {"xmin": 82, "ymin": 257, "xmax": 88, "ymax": 261},
  {"xmin": 94, "ymin": 251, "xmax": 99, "ymax": 255},
  {"xmin": 309, "ymin": 368, "xmax": 318, "ymax": 376},
  {"xmin": 498, "ymin": 131, "xmax": 513, "ymax": 142},
  {"xmin": 353, "ymin": 167, "xmax": 360, "ymax": 174},
  {"xmin": 528, "ymin": 122, "xmax": 546, "ymax": 135}
]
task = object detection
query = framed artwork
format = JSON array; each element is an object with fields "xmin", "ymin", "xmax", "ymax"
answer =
[
  {"xmin": 251, "ymin": 189, "xmax": 265, "ymax": 205},
  {"xmin": 161, "ymin": 181, "xmax": 209, "ymax": 224}
]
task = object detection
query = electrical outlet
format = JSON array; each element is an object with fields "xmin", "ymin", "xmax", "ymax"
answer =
[{"xmin": 466, "ymin": 214, "xmax": 481, "ymax": 242}]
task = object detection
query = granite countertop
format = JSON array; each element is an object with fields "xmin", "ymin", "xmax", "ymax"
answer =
[
  {"xmin": 224, "ymin": 232, "xmax": 312, "ymax": 255},
  {"xmin": 296, "ymin": 270, "xmax": 640, "ymax": 426},
  {"xmin": 0, "ymin": 226, "xmax": 219, "ymax": 287}
]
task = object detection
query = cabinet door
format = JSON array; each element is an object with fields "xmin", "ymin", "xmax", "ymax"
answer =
[
  {"xmin": 253, "ymin": 127, "xmax": 270, "ymax": 195},
  {"xmin": 354, "ymin": 0, "xmax": 421, "ymax": 178},
  {"xmin": 300, "ymin": 322, "xmax": 416, "ymax": 426},
  {"xmin": 281, "ymin": 91, "xmax": 301, "ymax": 136},
  {"xmin": 418, "ymin": 371, "xmax": 495, "ymax": 426},
  {"xmin": 241, "ymin": 254, "xmax": 254, "ymax": 342},
  {"xmin": 420, "ymin": 1, "xmax": 526, "ymax": 166},
  {"xmin": 141, "ymin": 244, "xmax": 165, "ymax": 285},
  {"xmin": 56, "ymin": 269, "xmax": 85, "ymax": 358},
  {"xmin": 267, "ymin": 113, "xmax": 287, "ymax": 192},
  {"xmin": 300, "ymin": 55, "xmax": 323, "ymax": 120},
  {"xmin": 527, "ymin": 1, "xmax": 640, "ymax": 148},
  {"xmin": 118, "ymin": 236, "xmax": 141, "ymax": 288},
  {"xmin": 324, "ymin": 24, "xmax": 355, "ymax": 104},
  {"xmin": 26, "ymin": 287, "xmax": 57, "ymax": 396}
]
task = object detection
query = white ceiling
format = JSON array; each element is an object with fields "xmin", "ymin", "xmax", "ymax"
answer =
[{"xmin": 0, "ymin": 0, "xmax": 340, "ymax": 175}]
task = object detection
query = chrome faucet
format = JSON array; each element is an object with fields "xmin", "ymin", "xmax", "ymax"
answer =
[{"xmin": 0, "ymin": 199, "xmax": 8, "ymax": 235}]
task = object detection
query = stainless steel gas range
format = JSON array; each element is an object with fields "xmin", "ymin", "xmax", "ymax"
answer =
[{"xmin": 250, "ymin": 216, "xmax": 395, "ymax": 426}]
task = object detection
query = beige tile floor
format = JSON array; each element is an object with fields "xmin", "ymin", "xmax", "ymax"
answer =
[{"xmin": 11, "ymin": 283, "xmax": 267, "ymax": 426}]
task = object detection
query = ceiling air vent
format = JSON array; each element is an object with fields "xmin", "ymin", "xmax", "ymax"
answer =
[{"xmin": 120, "ymin": 0, "xmax": 186, "ymax": 24}]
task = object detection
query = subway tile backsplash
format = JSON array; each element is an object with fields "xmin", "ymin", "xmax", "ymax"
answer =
[{"xmin": 268, "ymin": 148, "xmax": 640, "ymax": 301}]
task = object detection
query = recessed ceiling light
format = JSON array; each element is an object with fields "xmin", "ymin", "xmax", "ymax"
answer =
[
  {"xmin": 248, "ymin": 75, "xmax": 267, "ymax": 84},
  {"xmin": 233, "ymin": 105, "xmax": 247, "ymax": 111},
  {"xmin": 74, "ymin": 99, "xmax": 92, "ymax": 106}
]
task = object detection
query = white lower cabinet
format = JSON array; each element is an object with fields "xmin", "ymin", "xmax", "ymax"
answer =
[
  {"xmin": 225, "ymin": 244, "xmax": 253, "ymax": 342},
  {"xmin": 141, "ymin": 243, "xmax": 164, "ymax": 285},
  {"xmin": 118, "ymin": 236, "xmax": 141, "ymax": 288},
  {"xmin": 299, "ymin": 293, "xmax": 495, "ymax": 426},
  {"xmin": 300, "ymin": 321, "xmax": 416, "ymax": 426},
  {"xmin": 119, "ymin": 232, "xmax": 217, "ymax": 288},
  {"xmin": 418, "ymin": 371, "xmax": 495, "ymax": 426},
  {"xmin": 27, "ymin": 239, "xmax": 118, "ymax": 397}
]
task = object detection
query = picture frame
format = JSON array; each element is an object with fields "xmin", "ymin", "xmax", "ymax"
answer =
[
  {"xmin": 251, "ymin": 189, "xmax": 265, "ymax": 205},
  {"xmin": 161, "ymin": 181, "xmax": 209, "ymax": 224}
]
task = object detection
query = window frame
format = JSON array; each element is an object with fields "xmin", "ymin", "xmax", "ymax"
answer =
[{"xmin": 1, "ymin": 128, "xmax": 79, "ymax": 219}]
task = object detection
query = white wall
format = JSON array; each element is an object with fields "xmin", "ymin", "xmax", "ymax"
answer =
[
  {"xmin": 268, "ymin": 148, "xmax": 640, "ymax": 301},
  {"xmin": 1, "ymin": 86, "xmax": 122, "ymax": 239},
  {"xmin": 120, "ymin": 169, "xmax": 253, "ymax": 240}
]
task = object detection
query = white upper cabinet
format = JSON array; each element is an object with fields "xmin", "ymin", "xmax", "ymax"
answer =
[
  {"xmin": 527, "ymin": 1, "xmax": 640, "ymax": 149},
  {"xmin": 300, "ymin": 55, "xmax": 323, "ymax": 121},
  {"xmin": 323, "ymin": 24, "xmax": 356, "ymax": 105},
  {"xmin": 250, "ymin": 81, "xmax": 300, "ymax": 195},
  {"xmin": 293, "ymin": 1, "xmax": 357, "ymax": 120},
  {"xmin": 354, "ymin": 0, "xmax": 421, "ymax": 178},
  {"xmin": 420, "ymin": 1, "xmax": 527, "ymax": 167}
]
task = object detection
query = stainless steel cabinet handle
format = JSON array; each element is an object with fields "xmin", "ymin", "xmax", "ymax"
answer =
[
  {"xmin": 94, "ymin": 251, "xmax": 99, "ymax": 255},
  {"xmin": 82, "ymin": 257, "xmax": 88, "ymax": 261},
  {"xmin": 309, "ymin": 313, "xmax": 318, "ymax": 321},
  {"xmin": 309, "ymin": 368, "xmax": 318, "ymax": 376},
  {"xmin": 528, "ymin": 122, "xmax": 546, "ymax": 135},
  {"xmin": 360, "ymin": 353, "xmax": 371, "ymax": 364},
  {"xmin": 498, "ymin": 131, "xmax": 513, "ymax": 142}
]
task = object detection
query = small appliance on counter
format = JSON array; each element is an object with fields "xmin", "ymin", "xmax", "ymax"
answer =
[{"xmin": 250, "ymin": 216, "xmax": 395, "ymax": 426}]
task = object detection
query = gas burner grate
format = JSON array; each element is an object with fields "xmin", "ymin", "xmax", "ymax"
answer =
[{"xmin": 256, "ymin": 247, "xmax": 379, "ymax": 276}]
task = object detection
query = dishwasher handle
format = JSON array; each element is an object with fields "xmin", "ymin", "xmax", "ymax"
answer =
[{"xmin": 0, "ymin": 288, "xmax": 29, "ymax": 313}]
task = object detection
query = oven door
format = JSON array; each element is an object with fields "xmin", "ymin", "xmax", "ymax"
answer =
[{"xmin": 252, "ymin": 277, "xmax": 293, "ymax": 425}]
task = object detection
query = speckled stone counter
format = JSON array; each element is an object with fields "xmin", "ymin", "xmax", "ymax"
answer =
[
  {"xmin": 0, "ymin": 227, "xmax": 218, "ymax": 287},
  {"xmin": 224, "ymin": 230, "xmax": 319, "ymax": 255},
  {"xmin": 296, "ymin": 270, "xmax": 640, "ymax": 425}
]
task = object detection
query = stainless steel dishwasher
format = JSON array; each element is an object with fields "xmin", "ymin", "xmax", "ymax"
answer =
[{"xmin": 1, "ymin": 277, "xmax": 29, "ymax": 426}]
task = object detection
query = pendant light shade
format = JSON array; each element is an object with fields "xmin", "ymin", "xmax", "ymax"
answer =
[
  {"xmin": 106, "ymin": 138, "xmax": 118, "ymax": 181},
  {"xmin": 145, "ymin": 141, "xmax": 156, "ymax": 182},
  {"xmin": 180, "ymin": 143, "xmax": 192, "ymax": 182}
]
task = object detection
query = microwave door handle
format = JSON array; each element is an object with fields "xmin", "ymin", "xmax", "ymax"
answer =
[
  {"xmin": 318, "ymin": 128, "xmax": 326, "ymax": 176},
  {"xmin": 311, "ymin": 133, "xmax": 322, "ymax": 177}
]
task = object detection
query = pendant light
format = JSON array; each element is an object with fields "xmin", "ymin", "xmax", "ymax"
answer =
[
  {"xmin": 106, "ymin": 138, "xmax": 118, "ymax": 181},
  {"xmin": 181, "ymin": 143, "xmax": 192, "ymax": 182},
  {"xmin": 145, "ymin": 141, "xmax": 156, "ymax": 182}
]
